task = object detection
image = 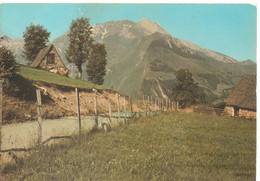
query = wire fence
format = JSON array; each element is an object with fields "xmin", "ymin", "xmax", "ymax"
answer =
[{"xmin": 0, "ymin": 84, "xmax": 178, "ymax": 154}]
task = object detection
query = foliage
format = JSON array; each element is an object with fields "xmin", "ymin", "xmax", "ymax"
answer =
[
  {"xmin": 5, "ymin": 112, "xmax": 255, "ymax": 180},
  {"xmin": 86, "ymin": 43, "xmax": 107, "ymax": 85},
  {"xmin": 23, "ymin": 24, "xmax": 50, "ymax": 63},
  {"xmin": 0, "ymin": 46, "xmax": 18, "ymax": 80},
  {"xmin": 172, "ymin": 69, "xmax": 206, "ymax": 108},
  {"xmin": 65, "ymin": 17, "xmax": 93, "ymax": 79}
]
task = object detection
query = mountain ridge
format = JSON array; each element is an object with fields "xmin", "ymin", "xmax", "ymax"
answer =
[{"xmin": 0, "ymin": 18, "xmax": 256, "ymax": 103}]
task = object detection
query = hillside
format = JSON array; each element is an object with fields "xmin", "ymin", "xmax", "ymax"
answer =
[
  {"xmin": 2, "ymin": 112, "xmax": 256, "ymax": 180},
  {"xmin": 2, "ymin": 66, "xmax": 142, "ymax": 124},
  {"xmin": 18, "ymin": 66, "xmax": 106, "ymax": 90},
  {"xmin": 1, "ymin": 18, "xmax": 256, "ymax": 104},
  {"xmin": 52, "ymin": 18, "xmax": 256, "ymax": 103}
]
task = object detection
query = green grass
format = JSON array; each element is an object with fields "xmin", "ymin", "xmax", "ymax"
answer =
[
  {"xmin": 17, "ymin": 65, "xmax": 108, "ymax": 90},
  {"xmin": 4, "ymin": 112, "xmax": 256, "ymax": 180}
]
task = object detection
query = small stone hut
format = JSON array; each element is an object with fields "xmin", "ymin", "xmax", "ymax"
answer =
[
  {"xmin": 30, "ymin": 44, "xmax": 68, "ymax": 75},
  {"xmin": 224, "ymin": 74, "xmax": 256, "ymax": 119}
]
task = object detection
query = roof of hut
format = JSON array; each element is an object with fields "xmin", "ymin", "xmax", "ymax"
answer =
[
  {"xmin": 224, "ymin": 74, "xmax": 256, "ymax": 110},
  {"xmin": 30, "ymin": 44, "xmax": 54, "ymax": 68}
]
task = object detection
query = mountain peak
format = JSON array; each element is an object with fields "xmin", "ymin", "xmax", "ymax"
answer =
[
  {"xmin": 139, "ymin": 18, "xmax": 152, "ymax": 24},
  {"xmin": 137, "ymin": 18, "xmax": 169, "ymax": 35}
]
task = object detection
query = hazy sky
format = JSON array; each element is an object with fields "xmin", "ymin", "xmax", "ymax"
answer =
[{"xmin": 0, "ymin": 3, "xmax": 257, "ymax": 61}]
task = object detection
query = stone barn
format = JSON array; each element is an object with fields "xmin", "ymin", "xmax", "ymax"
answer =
[
  {"xmin": 30, "ymin": 44, "xmax": 68, "ymax": 75},
  {"xmin": 224, "ymin": 74, "xmax": 256, "ymax": 119}
]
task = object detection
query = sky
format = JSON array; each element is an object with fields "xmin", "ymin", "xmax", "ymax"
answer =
[{"xmin": 0, "ymin": 3, "xmax": 257, "ymax": 62}]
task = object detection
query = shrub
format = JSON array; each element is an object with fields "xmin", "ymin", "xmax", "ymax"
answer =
[{"xmin": 0, "ymin": 46, "xmax": 18, "ymax": 80}]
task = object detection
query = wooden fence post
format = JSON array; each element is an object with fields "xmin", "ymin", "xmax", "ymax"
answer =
[
  {"xmin": 143, "ymin": 95, "xmax": 145, "ymax": 108},
  {"xmin": 0, "ymin": 80, "xmax": 2, "ymax": 150},
  {"xmin": 76, "ymin": 88, "xmax": 81, "ymax": 135},
  {"xmin": 161, "ymin": 98, "xmax": 163, "ymax": 112},
  {"xmin": 137, "ymin": 100, "xmax": 140, "ymax": 118},
  {"xmin": 162, "ymin": 98, "xmax": 164, "ymax": 112},
  {"xmin": 145, "ymin": 98, "xmax": 147, "ymax": 117},
  {"xmin": 148, "ymin": 96, "xmax": 150, "ymax": 116},
  {"xmin": 94, "ymin": 94, "xmax": 98, "ymax": 127},
  {"xmin": 143, "ymin": 96, "xmax": 145, "ymax": 116},
  {"xmin": 108, "ymin": 99, "xmax": 112, "ymax": 121},
  {"xmin": 117, "ymin": 93, "xmax": 120, "ymax": 122},
  {"xmin": 36, "ymin": 89, "xmax": 43, "ymax": 144},
  {"xmin": 124, "ymin": 97, "xmax": 127, "ymax": 124},
  {"xmin": 158, "ymin": 98, "xmax": 161, "ymax": 112},
  {"xmin": 157, "ymin": 97, "xmax": 159, "ymax": 112},
  {"xmin": 165, "ymin": 99, "xmax": 167, "ymax": 111},
  {"xmin": 130, "ymin": 95, "xmax": 133, "ymax": 116}
]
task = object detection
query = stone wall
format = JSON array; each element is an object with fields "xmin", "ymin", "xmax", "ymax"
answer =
[
  {"xmin": 224, "ymin": 106, "xmax": 256, "ymax": 119},
  {"xmin": 39, "ymin": 48, "xmax": 68, "ymax": 75},
  {"xmin": 239, "ymin": 108, "xmax": 256, "ymax": 119},
  {"xmin": 224, "ymin": 106, "xmax": 234, "ymax": 116}
]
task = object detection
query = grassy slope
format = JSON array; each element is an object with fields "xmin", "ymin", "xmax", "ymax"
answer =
[
  {"xmin": 6, "ymin": 112, "xmax": 255, "ymax": 180},
  {"xmin": 17, "ymin": 65, "xmax": 107, "ymax": 90}
]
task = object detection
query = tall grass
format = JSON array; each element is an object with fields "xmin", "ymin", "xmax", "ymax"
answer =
[{"xmin": 3, "ymin": 112, "xmax": 256, "ymax": 180}]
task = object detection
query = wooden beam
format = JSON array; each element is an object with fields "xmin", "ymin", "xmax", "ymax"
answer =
[
  {"xmin": 76, "ymin": 88, "xmax": 81, "ymax": 135},
  {"xmin": 36, "ymin": 89, "xmax": 43, "ymax": 144},
  {"xmin": 116, "ymin": 93, "xmax": 120, "ymax": 122},
  {"xmin": 108, "ymin": 99, "xmax": 112, "ymax": 122},
  {"xmin": 94, "ymin": 94, "xmax": 98, "ymax": 127},
  {"xmin": 124, "ymin": 97, "xmax": 127, "ymax": 124},
  {"xmin": 148, "ymin": 96, "xmax": 150, "ymax": 115},
  {"xmin": 130, "ymin": 95, "xmax": 133, "ymax": 115}
]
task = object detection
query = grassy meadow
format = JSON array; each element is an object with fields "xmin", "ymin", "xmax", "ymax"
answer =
[
  {"xmin": 2, "ymin": 112, "xmax": 256, "ymax": 180},
  {"xmin": 17, "ymin": 65, "xmax": 107, "ymax": 90}
]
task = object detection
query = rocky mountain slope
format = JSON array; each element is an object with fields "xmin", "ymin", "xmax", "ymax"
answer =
[
  {"xmin": 0, "ymin": 35, "xmax": 26, "ymax": 64},
  {"xmin": 0, "ymin": 18, "xmax": 256, "ymax": 104},
  {"xmin": 90, "ymin": 18, "xmax": 255, "ymax": 103}
]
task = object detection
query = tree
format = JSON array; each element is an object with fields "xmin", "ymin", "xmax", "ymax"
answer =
[
  {"xmin": 23, "ymin": 24, "xmax": 50, "ymax": 63},
  {"xmin": 0, "ymin": 46, "xmax": 18, "ymax": 80},
  {"xmin": 66, "ymin": 17, "xmax": 93, "ymax": 79},
  {"xmin": 86, "ymin": 43, "xmax": 107, "ymax": 85},
  {"xmin": 172, "ymin": 69, "xmax": 206, "ymax": 108}
]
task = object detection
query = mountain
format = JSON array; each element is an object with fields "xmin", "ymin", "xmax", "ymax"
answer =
[
  {"xmin": 1, "ymin": 18, "xmax": 256, "ymax": 104},
  {"xmin": 89, "ymin": 18, "xmax": 255, "ymax": 103},
  {"xmin": 0, "ymin": 35, "xmax": 26, "ymax": 64}
]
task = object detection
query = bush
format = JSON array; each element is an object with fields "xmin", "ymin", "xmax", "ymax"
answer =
[{"xmin": 0, "ymin": 46, "xmax": 18, "ymax": 80}]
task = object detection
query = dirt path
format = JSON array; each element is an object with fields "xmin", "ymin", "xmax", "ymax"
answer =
[{"xmin": 1, "ymin": 115, "xmax": 122, "ymax": 150}]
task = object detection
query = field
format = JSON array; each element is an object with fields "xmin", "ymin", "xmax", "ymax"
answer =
[{"xmin": 2, "ymin": 112, "xmax": 256, "ymax": 180}]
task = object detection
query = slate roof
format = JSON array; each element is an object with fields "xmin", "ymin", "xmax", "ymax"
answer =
[
  {"xmin": 30, "ymin": 45, "xmax": 54, "ymax": 68},
  {"xmin": 225, "ymin": 74, "xmax": 256, "ymax": 110}
]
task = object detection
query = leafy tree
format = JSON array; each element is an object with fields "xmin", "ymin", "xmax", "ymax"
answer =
[
  {"xmin": 86, "ymin": 43, "xmax": 107, "ymax": 85},
  {"xmin": 66, "ymin": 17, "xmax": 93, "ymax": 79},
  {"xmin": 23, "ymin": 24, "xmax": 50, "ymax": 63},
  {"xmin": 172, "ymin": 69, "xmax": 206, "ymax": 108},
  {"xmin": 0, "ymin": 46, "xmax": 18, "ymax": 80}
]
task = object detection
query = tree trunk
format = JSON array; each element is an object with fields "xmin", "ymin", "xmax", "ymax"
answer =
[{"xmin": 77, "ymin": 64, "xmax": 82, "ymax": 79}]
